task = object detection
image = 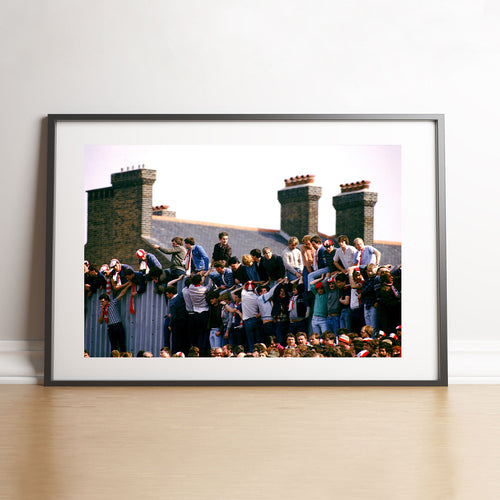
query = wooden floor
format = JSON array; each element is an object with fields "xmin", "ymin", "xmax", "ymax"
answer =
[{"xmin": 0, "ymin": 385, "xmax": 498, "ymax": 500}]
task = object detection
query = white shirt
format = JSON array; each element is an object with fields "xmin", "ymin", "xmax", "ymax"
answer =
[
  {"xmin": 241, "ymin": 289, "xmax": 259, "ymax": 320},
  {"xmin": 282, "ymin": 247, "xmax": 304, "ymax": 274},
  {"xmin": 334, "ymin": 245, "xmax": 357, "ymax": 270}
]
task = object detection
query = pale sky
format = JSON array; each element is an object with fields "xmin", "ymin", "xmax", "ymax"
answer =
[{"xmin": 84, "ymin": 144, "xmax": 401, "ymax": 242}]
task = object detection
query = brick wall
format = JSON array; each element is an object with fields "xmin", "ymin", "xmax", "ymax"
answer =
[
  {"xmin": 332, "ymin": 185, "xmax": 378, "ymax": 246},
  {"xmin": 277, "ymin": 177, "xmax": 322, "ymax": 239},
  {"xmin": 85, "ymin": 168, "xmax": 169, "ymax": 268}
]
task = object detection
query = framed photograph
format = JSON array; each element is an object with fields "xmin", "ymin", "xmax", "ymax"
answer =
[{"xmin": 45, "ymin": 114, "xmax": 447, "ymax": 386}]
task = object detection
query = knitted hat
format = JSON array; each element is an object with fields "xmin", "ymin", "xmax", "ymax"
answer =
[
  {"xmin": 315, "ymin": 282, "xmax": 324, "ymax": 289},
  {"xmin": 357, "ymin": 349, "xmax": 369, "ymax": 357},
  {"xmin": 339, "ymin": 334, "xmax": 350, "ymax": 344},
  {"xmin": 323, "ymin": 239, "xmax": 334, "ymax": 247},
  {"xmin": 136, "ymin": 249, "xmax": 146, "ymax": 259},
  {"xmin": 244, "ymin": 281, "xmax": 256, "ymax": 291}
]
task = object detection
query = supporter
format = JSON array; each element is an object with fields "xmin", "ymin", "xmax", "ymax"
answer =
[
  {"xmin": 333, "ymin": 235, "xmax": 357, "ymax": 274},
  {"xmin": 186, "ymin": 274, "xmax": 212, "ymax": 354},
  {"xmin": 261, "ymin": 247, "xmax": 285, "ymax": 286},
  {"xmin": 250, "ymin": 249, "xmax": 268, "ymax": 282},
  {"xmin": 165, "ymin": 285, "xmax": 189, "ymax": 356},
  {"xmin": 241, "ymin": 254, "xmax": 261, "ymax": 283},
  {"xmin": 306, "ymin": 236, "xmax": 328, "ymax": 291},
  {"xmin": 211, "ymin": 231, "xmax": 232, "ymax": 266},
  {"xmin": 160, "ymin": 347, "xmax": 171, "ymax": 358},
  {"xmin": 353, "ymin": 238, "xmax": 381, "ymax": 269},
  {"xmin": 153, "ymin": 237, "xmax": 187, "ymax": 291},
  {"xmin": 207, "ymin": 291, "xmax": 224, "ymax": 349},
  {"xmin": 184, "ymin": 237, "xmax": 210, "ymax": 275},
  {"xmin": 309, "ymin": 277, "xmax": 329, "ymax": 336},
  {"xmin": 238, "ymin": 281, "xmax": 262, "ymax": 351},
  {"xmin": 349, "ymin": 263, "xmax": 379, "ymax": 334},
  {"xmin": 223, "ymin": 291, "xmax": 244, "ymax": 348},
  {"xmin": 288, "ymin": 282, "xmax": 307, "ymax": 334},
  {"xmin": 227, "ymin": 256, "xmax": 249, "ymax": 285},
  {"xmin": 109, "ymin": 259, "xmax": 136, "ymax": 293},
  {"xmin": 256, "ymin": 282, "xmax": 279, "ymax": 341},
  {"xmin": 136, "ymin": 248, "xmax": 163, "ymax": 281},
  {"xmin": 282, "ymin": 237, "xmax": 303, "ymax": 281},
  {"xmin": 349, "ymin": 269, "xmax": 365, "ymax": 334},
  {"xmin": 97, "ymin": 280, "xmax": 132, "ymax": 353},
  {"xmin": 209, "ymin": 260, "xmax": 234, "ymax": 291},
  {"xmin": 300, "ymin": 235, "xmax": 315, "ymax": 292},
  {"xmin": 271, "ymin": 282, "xmax": 291, "ymax": 344},
  {"xmin": 376, "ymin": 271, "xmax": 402, "ymax": 335}
]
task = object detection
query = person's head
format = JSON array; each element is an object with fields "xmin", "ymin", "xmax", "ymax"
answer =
[
  {"xmin": 323, "ymin": 239, "xmax": 335, "ymax": 252},
  {"xmin": 360, "ymin": 325, "xmax": 373, "ymax": 338},
  {"xmin": 84, "ymin": 349, "xmax": 90, "ymax": 358},
  {"xmin": 222, "ymin": 344, "xmax": 233, "ymax": 357},
  {"xmin": 100, "ymin": 264, "xmax": 111, "ymax": 277},
  {"xmin": 206, "ymin": 291, "xmax": 219, "ymax": 305},
  {"xmin": 262, "ymin": 247, "xmax": 272, "ymax": 260},
  {"xmin": 296, "ymin": 332, "xmax": 308, "ymax": 346},
  {"xmin": 188, "ymin": 346, "xmax": 200, "ymax": 357},
  {"xmin": 218, "ymin": 232, "xmax": 229, "ymax": 245},
  {"xmin": 234, "ymin": 345, "xmax": 245, "ymax": 357},
  {"xmin": 243, "ymin": 281, "xmax": 256, "ymax": 293},
  {"xmin": 111, "ymin": 350, "xmax": 120, "ymax": 357},
  {"xmin": 337, "ymin": 235, "xmax": 349, "ymax": 248},
  {"xmin": 136, "ymin": 350, "xmax": 146, "ymax": 357},
  {"xmin": 323, "ymin": 332, "xmax": 336, "ymax": 346},
  {"xmin": 286, "ymin": 333, "xmax": 296, "ymax": 347},
  {"xmin": 143, "ymin": 351, "xmax": 153, "ymax": 358},
  {"xmin": 227, "ymin": 256, "xmax": 240, "ymax": 270},
  {"xmin": 214, "ymin": 347, "xmax": 223, "ymax": 357},
  {"xmin": 123, "ymin": 268, "xmax": 136, "ymax": 282},
  {"xmin": 99, "ymin": 293, "xmax": 110, "ymax": 305},
  {"xmin": 366, "ymin": 263, "xmax": 378, "ymax": 278},
  {"xmin": 378, "ymin": 346, "xmax": 388, "ymax": 357},
  {"xmin": 302, "ymin": 235, "xmax": 312, "ymax": 247},
  {"xmin": 310, "ymin": 235, "xmax": 322, "ymax": 249},
  {"xmin": 84, "ymin": 261, "xmax": 90, "ymax": 273},
  {"xmin": 257, "ymin": 284, "xmax": 269, "ymax": 296},
  {"xmin": 88, "ymin": 264, "xmax": 98, "ymax": 276},
  {"xmin": 165, "ymin": 286, "xmax": 177, "ymax": 300},
  {"xmin": 184, "ymin": 237, "xmax": 195, "ymax": 249},
  {"xmin": 391, "ymin": 346, "xmax": 401, "ymax": 357},
  {"xmin": 250, "ymin": 248, "xmax": 262, "ymax": 261},
  {"xmin": 120, "ymin": 351, "xmax": 133, "ymax": 358},
  {"xmin": 136, "ymin": 249, "xmax": 147, "ymax": 261},
  {"xmin": 334, "ymin": 273, "xmax": 348, "ymax": 288},
  {"xmin": 380, "ymin": 273, "xmax": 394, "ymax": 286},
  {"xmin": 160, "ymin": 347, "xmax": 171, "ymax": 358},
  {"xmin": 241, "ymin": 254, "xmax": 253, "ymax": 267},
  {"xmin": 315, "ymin": 282, "xmax": 325, "ymax": 295},
  {"xmin": 110, "ymin": 258, "xmax": 121, "ymax": 272},
  {"xmin": 172, "ymin": 236, "xmax": 183, "ymax": 247},
  {"xmin": 267, "ymin": 335, "xmax": 279, "ymax": 347},
  {"xmin": 353, "ymin": 238, "xmax": 365, "ymax": 251},
  {"xmin": 191, "ymin": 274, "xmax": 203, "ymax": 286},
  {"xmin": 288, "ymin": 236, "xmax": 299, "ymax": 249},
  {"xmin": 309, "ymin": 333, "xmax": 321, "ymax": 346},
  {"xmin": 338, "ymin": 333, "xmax": 350, "ymax": 346},
  {"xmin": 352, "ymin": 269, "xmax": 363, "ymax": 282},
  {"xmin": 213, "ymin": 260, "xmax": 226, "ymax": 274}
]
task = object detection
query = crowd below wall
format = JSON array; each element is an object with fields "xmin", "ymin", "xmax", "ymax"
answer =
[{"xmin": 84, "ymin": 232, "xmax": 401, "ymax": 358}]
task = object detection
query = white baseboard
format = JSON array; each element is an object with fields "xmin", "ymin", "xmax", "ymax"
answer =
[
  {"xmin": 0, "ymin": 340, "xmax": 44, "ymax": 384},
  {"xmin": 0, "ymin": 339, "xmax": 499, "ymax": 384}
]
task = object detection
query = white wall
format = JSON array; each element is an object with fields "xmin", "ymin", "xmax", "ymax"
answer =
[{"xmin": 1, "ymin": 0, "xmax": 498, "ymax": 382}]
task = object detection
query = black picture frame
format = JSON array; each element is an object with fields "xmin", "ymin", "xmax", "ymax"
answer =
[{"xmin": 45, "ymin": 114, "xmax": 447, "ymax": 386}]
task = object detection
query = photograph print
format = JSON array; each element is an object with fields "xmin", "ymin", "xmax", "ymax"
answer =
[{"xmin": 83, "ymin": 144, "xmax": 402, "ymax": 361}]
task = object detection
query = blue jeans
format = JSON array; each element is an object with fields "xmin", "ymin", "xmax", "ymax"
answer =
[
  {"xmin": 244, "ymin": 317, "xmax": 260, "ymax": 352},
  {"xmin": 364, "ymin": 305, "xmax": 377, "ymax": 334},
  {"xmin": 340, "ymin": 308, "xmax": 351, "ymax": 331},
  {"xmin": 311, "ymin": 315, "xmax": 328, "ymax": 335},
  {"xmin": 286, "ymin": 268, "xmax": 302, "ymax": 282},
  {"xmin": 326, "ymin": 314, "xmax": 340, "ymax": 336},
  {"xmin": 209, "ymin": 328, "xmax": 222, "ymax": 349},
  {"xmin": 307, "ymin": 267, "xmax": 329, "ymax": 290}
]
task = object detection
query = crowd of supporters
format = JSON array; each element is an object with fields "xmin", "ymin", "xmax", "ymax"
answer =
[{"xmin": 84, "ymin": 231, "xmax": 402, "ymax": 358}]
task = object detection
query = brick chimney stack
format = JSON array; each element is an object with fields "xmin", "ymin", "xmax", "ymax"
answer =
[
  {"xmin": 332, "ymin": 180, "xmax": 378, "ymax": 245},
  {"xmin": 277, "ymin": 175, "xmax": 322, "ymax": 239},
  {"xmin": 86, "ymin": 166, "xmax": 161, "ymax": 266}
]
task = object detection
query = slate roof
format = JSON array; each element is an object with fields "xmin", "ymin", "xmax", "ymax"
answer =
[
  {"xmin": 148, "ymin": 216, "xmax": 290, "ymax": 261},
  {"xmin": 146, "ymin": 215, "xmax": 402, "ymax": 267}
]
